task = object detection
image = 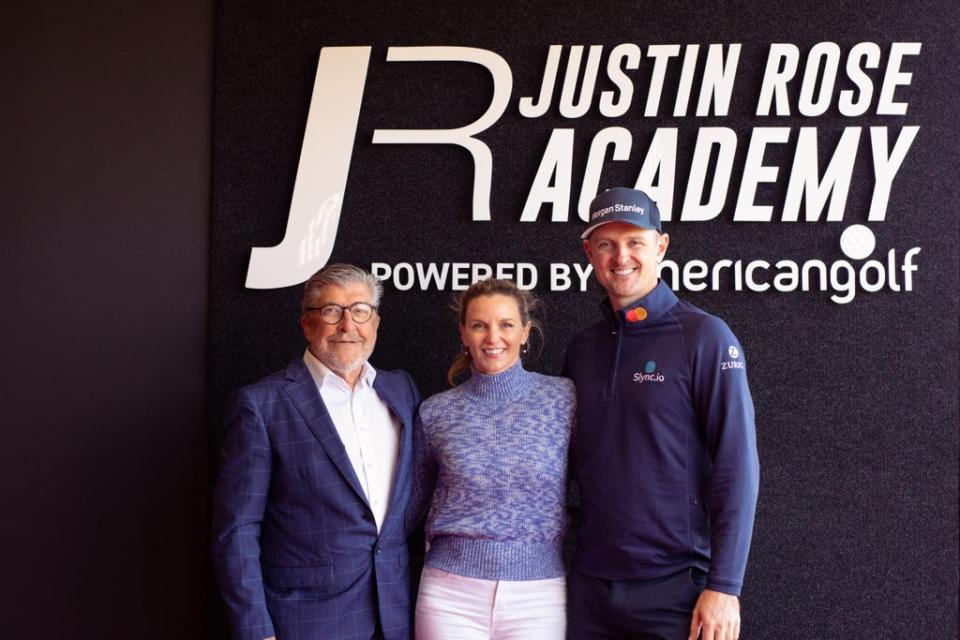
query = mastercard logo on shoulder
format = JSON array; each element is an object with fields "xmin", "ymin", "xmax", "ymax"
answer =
[{"xmin": 625, "ymin": 306, "xmax": 648, "ymax": 323}]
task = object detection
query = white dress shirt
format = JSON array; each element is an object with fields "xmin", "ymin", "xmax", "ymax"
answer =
[{"xmin": 303, "ymin": 349, "xmax": 401, "ymax": 530}]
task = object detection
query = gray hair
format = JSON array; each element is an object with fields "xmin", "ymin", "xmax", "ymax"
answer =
[{"xmin": 301, "ymin": 263, "xmax": 383, "ymax": 312}]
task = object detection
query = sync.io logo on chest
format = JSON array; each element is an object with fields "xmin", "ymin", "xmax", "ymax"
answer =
[{"xmin": 633, "ymin": 360, "xmax": 665, "ymax": 384}]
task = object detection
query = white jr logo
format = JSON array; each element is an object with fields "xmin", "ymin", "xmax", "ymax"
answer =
[{"xmin": 245, "ymin": 46, "xmax": 512, "ymax": 289}]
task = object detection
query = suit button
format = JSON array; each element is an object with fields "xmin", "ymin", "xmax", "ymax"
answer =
[{"xmin": 362, "ymin": 511, "xmax": 373, "ymax": 522}]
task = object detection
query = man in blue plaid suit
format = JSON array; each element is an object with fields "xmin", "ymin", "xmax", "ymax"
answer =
[{"xmin": 213, "ymin": 264, "xmax": 422, "ymax": 640}]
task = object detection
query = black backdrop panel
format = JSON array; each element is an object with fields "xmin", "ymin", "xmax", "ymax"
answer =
[{"xmin": 212, "ymin": 2, "xmax": 959, "ymax": 638}]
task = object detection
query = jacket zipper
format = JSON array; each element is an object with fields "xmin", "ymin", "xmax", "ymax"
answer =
[{"xmin": 605, "ymin": 322, "xmax": 622, "ymax": 402}]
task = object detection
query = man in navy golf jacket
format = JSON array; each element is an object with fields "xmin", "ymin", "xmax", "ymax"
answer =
[
  {"xmin": 564, "ymin": 189, "xmax": 759, "ymax": 640},
  {"xmin": 213, "ymin": 264, "xmax": 421, "ymax": 640}
]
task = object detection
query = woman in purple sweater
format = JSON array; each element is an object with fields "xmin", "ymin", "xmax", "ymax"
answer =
[{"xmin": 410, "ymin": 278, "xmax": 576, "ymax": 639}]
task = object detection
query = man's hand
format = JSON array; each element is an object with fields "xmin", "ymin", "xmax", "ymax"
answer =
[{"xmin": 688, "ymin": 589, "xmax": 740, "ymax": 640}]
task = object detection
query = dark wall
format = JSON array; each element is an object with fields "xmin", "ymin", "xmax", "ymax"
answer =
[
  {"xmin": 210, "ymin": 2, "xmax": 959, "ymax": 639},
  {"xmin": 2, "ymin": 2, "xmax": 957, "ymax": 639},
  {"xmin": 1, "ymin": 2, "xmax": 211, "ymax": 637}
]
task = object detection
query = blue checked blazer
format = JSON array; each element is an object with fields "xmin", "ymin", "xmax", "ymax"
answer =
[{"xmin": 212, "ymin": 359, "xmax": 421, "ymax": 640}]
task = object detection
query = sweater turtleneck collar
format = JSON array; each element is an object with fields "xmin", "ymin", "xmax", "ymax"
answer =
[{"xmin": 462, "ymin": 360, "xmax": 530, "ymax": 403}]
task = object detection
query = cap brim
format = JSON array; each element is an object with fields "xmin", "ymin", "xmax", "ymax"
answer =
[{"xmin": 580, "ymin": 218, "xmax": 658, "ymax": 240}]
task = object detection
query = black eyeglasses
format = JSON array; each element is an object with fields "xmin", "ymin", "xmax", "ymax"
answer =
[{"xmin": 305, "ymin": 302, "xmax": 378, "ymax": 324}]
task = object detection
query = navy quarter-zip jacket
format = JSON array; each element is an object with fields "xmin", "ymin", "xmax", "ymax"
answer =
[{"xmin": 563, "ymin": 280, "xmax": 759, "ymax": 596}]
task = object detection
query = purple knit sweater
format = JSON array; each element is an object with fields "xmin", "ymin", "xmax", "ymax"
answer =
[{"xmin": 410, "ymin": 361, "xmax": 576, "ymax": 580}]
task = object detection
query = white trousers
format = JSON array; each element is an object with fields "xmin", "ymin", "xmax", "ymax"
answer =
[{"xmin": 415, "ymin": 565, "xmax": 566, "ymax": 640}]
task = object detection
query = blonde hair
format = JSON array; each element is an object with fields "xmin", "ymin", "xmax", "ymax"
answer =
[{"xmin": 446, "ymin": 279, "xmax": 543, "ymax": 386}]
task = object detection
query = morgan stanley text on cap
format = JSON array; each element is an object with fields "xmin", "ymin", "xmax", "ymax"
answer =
[{"xmin": 581, "ymin": 187, "xmax": 663, "ymax": 239}]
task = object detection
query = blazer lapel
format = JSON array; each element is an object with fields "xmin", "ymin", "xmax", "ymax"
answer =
[
  {"xmin": 282, "ymin": 360, "xmax": 368, "ymax": 504},
  {"xmin": 374, "ymin": 373, "xmax": 414, "ymax": 538}
]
